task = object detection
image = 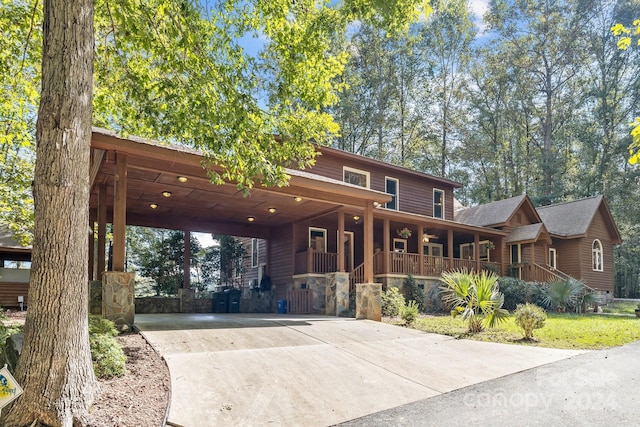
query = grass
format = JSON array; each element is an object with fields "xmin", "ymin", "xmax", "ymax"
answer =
[
  {"xmin": 601, "ymin": 301, "xmax": 639, "ymax": 315},
  {"xmin": 385, "ymin": 312, "xmax": 640, "ymax": 350}
]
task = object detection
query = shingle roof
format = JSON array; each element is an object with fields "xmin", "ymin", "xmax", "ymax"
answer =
[
  {"xmin": 505, "ymin": 223, "xmax": 547, "ymax": 243},
  {"xmin": 0, "ymin": 226, "xmax": 30, "ymax": 251},
  {"xmin": 537, "ymin": 195, "xmax": 603, "ymax": 237},
  {"xmin": 455, "ymin": 195, "xmax": 527, "ymax": 227}
]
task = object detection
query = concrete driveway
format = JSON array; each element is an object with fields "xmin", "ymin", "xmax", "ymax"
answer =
[{"xmin": 135, "ymin": 314, "xmax": 583, "ymax": 427}]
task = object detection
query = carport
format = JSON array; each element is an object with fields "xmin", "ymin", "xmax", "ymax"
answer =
[{"xmin": 88, "ymin": 128, "xmax": 391, "ymax": 325}]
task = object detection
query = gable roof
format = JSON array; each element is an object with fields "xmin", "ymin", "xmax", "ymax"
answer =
[
  {"xmin": 455, "ymin": 195, "xmax": 536, "ymax": 227},
  {"xmin": 505, "ymin": 223, "xmax": 551, "ymax": 245},
  {"xmin": 537, "ymin": 195, "xmax": 621, "ymax": 243},
  {"xmin": 0, "ymin": 226, "xmax": 31, "ymax": 253}
]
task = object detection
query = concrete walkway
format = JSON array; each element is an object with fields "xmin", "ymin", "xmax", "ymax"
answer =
[{"xmin": 135, "ymin": 314, "xmax": 584, "ymax": 427}]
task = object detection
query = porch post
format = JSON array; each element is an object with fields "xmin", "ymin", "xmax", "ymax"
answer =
[
  {"xmin": 88, "ymin": 212, "xmax": 95, "ymax": 280},
  {"xmin": 418, "ymin": 224, "xmax": 424, "ymax": 276},
  {"xmin": 338, "ymin": 212, "xmax": 345, "ymax": 272},
  {"xmin": 97, "ymin": 184, "xmax": 107, "ymax": 276},
  {"xmin": 363, "ymin": 202, "xmax": 374, "ymax": 283},
  {"xmin": 448, "ymin": 229, "xmax": 454, "ymax": 269},
  {"xmin": 383, "ymin": 219, "xmax": 390, "ymax": 273},
  {"xmin": 474, "ymin": 233, "xmax": 480, "ymax": 272},
  {"xmin": 530, "ymin": 242, "xmax": 536, "ymax": 265},
  {"xmin": 184, "ymin": 230, "xmax": 191, "ymax": 289},
  {"xmin": 112, "ymin": 152, "xmax": 127, "ymax": 271}
]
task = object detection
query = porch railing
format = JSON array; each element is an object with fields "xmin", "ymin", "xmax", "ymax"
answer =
[
  {"xmin": 510, "ymin": 263, "xmax": 572, "ymax": 284},
  {"xmin": 374, "ymin": 252, "xmax": 501, "ymax": 277},
  {"xmin": 287, "ymin": 289, "xmax": 313, "ymax": 314},
  {"xmin": 349, "ymin": 262, "xmax": 365, "ymax": 294},
  {"xmin": 295, "ymin": 249, "xmax": 337, "ymax": 274}
]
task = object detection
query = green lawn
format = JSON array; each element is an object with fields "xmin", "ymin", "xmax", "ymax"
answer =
[
  {"xmin": 386, "ymin": 313, "xmax": 640, "ymax": 350},
  {"xmin": 601, "ymin": 301, "xmax": 639, "ymax": 315}
]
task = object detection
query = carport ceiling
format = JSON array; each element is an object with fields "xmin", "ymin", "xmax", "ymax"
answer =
[{"xmin": 89, "ymin": 130, "xmax": 390, "ymax": 237}]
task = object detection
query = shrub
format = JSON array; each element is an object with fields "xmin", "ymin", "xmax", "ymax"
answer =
[
  {"xmin": 498, "ymin": 277, "xmax": 530, "ymax": 311},
  {"xmin": 400, "ymin": 300, "xmax": 419, "ymax": 325},
  {"xmin": 535, "ymin": 279, "xmax": 599, "ymax": 313},
  {"xmin": 89, "ymin": 316, "xmax": 126, "ymax": 379},
  {"xmin": 382, "ymin": 287, "xmax": 405, "ymax": 317},
  {"xmin": 514, "ymin": 303, "xmax": 547, "ymax": 339},
  {"xmin": 440, "ymin": 269, "xmax": 509, "ymax": 333},
  {"xmin": 402, "ymin": 275, "xmax": 424, "ymax": 311}
]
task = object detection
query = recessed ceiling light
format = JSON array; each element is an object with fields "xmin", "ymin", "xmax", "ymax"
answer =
[
  {"xmin": 268, "ymin": 207, "xmax": 277, "ymax": 214},
  {"xmin": 149, "ymin": 203, "xmax": 158, "ymax": 209},
  {"xmin": 294, "ymin": 196, "xmax": 302, "ymax": 202},
  {"xmin": 353, "ymin": 215, "xmax": 360, "ymax": 221},
  {"xmin": 162, "ymin": 191, "xmax": 172, "ymax": 197},
  {"xmin": 247, "ymin": 216, "xmax": 255, "ymax": 222},
  {"xmin": 177, "ymin": 176, "xmax": 188, "ymax": 183}
]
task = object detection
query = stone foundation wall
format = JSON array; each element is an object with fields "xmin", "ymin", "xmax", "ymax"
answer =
[
  {"xmin": 293, "ymin": 274, "xmax": 327, "ymax": 314},
  {"xmin": 325, "ymin": 272, "xmax": 349, "ymax": 316},
  {"xmin": 135, "ymin": 297, "xmax": 180, "ymax": 313},
  {"xmin": 240, "ymin": 290, "xmax": 274, "ymax": 313},
  {"xmin": 378, "ymin": 275, "xmax": 443, "ymax": 312}
]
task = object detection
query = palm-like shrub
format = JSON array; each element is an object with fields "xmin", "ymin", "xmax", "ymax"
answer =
[
  {"xmin": 440, "ymin": 269, "xmax": 509, "ymax": 333},
  {"xmin": 536, "ymin": 278, "xmax": 599, "ymax": 313}
]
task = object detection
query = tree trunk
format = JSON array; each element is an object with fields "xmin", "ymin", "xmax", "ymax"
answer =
[{"xmin": 5, "ymin": 0, "xmax": 99, "ymax": 425}]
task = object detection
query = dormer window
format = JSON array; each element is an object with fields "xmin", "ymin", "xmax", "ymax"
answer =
[
  {"xmin": 343, "ymin": 166, "xmax": 370, "ymax": 188},
  {"xmin": 433, "ymin": 189, "xmax": 445, "ymax": 219}
]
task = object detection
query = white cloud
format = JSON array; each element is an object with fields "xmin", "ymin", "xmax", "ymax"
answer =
[{"xmin": 469, "ymin": 0, "xmax": 490, "ymax": 35}]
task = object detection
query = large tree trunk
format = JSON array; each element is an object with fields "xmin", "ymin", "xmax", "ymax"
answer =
[{"xmin": 5, "ymin": 0, "xmax": 99, "ymax": 425}]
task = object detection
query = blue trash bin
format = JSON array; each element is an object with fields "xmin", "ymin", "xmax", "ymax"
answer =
[{"xmin": 277, "ymin": 299, "xmax": 288, "ymax": 314}]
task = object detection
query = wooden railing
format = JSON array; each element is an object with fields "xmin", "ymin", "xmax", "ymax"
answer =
[
  {"xmin": 287, "ymin": 289, "xmax": 313, "ymax": 314},
  {"xmin": 294, "ymin": 249, "xmax": 338, "ymax": 274},
  {"xmin": 510, "ymin": 263, "xmax": 574, "ymax": 284},
  {"xmin": 373, "ymin": 252, "xmax": 501, "ymax": 277},
  {"xmin": 349, "ymin": 263, "xmax": 365, "ymax": 294}
]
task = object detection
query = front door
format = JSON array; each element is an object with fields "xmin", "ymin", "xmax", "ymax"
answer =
[{"xmin": 339, "ymin": 231, "xmax": 354, "ymax": 271}]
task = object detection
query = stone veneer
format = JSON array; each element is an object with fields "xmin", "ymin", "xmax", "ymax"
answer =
[
  {"xmin": 88, "ymin": 280, "xmax": 102, "ymax": 315},
  {"xmin": 135, "ymin": 297, "xmax": 181, "ymax": 313},
  {"xmin": 378, "ymin": 275, "xmax": 442, "ymax": 312},
  {"xmin": 178, "ymin": 288, "xmax": 196, "ymax": 313},
  {"xmin": 355, "ymin": 283, "xmax": 382, "ymax": 321},
  {"xmin": 102, "ymin": 272, "xmax": 135, "ymax": 328},
  {"xmin": 325, "ymin": 272, "xmax": 349, "ymax": 316}
]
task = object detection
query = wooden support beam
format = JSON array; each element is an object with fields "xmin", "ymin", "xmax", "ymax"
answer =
[
  {"xmin": 88, "ymin": 216, "xmax": 95, "ymax": 281},
  {"xmin": 418, "ymin": 224, "xmax": 424, "ymax": 276},
  {"xmin": 448, "ymin": 229, "xmax": 454, "ymax": 269},
  {"xmin": 338, "ymin": 212, "xmax": 345, "ymax": 272},
  {"xmin": 474, "ymin": 233, "xmax": 480, "ymax": 272},
  {"xmin": 364, "ymin": 202, "xmax": 374, "ymax": 283},
  {"xmin": 383, "ymin": 219, "xmax": 390, "ymax": 274},
  {"xmin": 184, "ymin": 230, "xmax": 191, "ymax": 289},
  {"xmin": 112, "ymin": 153, "xmax": 127, "ymax": 271},
  {"xmin": 97, "ymin": 184, "xmax": 107, "ymax": 276}
]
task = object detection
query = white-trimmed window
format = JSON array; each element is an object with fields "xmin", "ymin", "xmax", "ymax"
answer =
[
  {"xmin": 549, "ymin": 248, "xmax": 557, "ymax": 270},
  {"xmin": 251, "ymin": 238, "xmax": 259, "ymax": 268},
  {"xmin": 385, "ymin": 177, "xmax": 399, "ymax": 210},
  {"xmin": 459, "ymin": 240, "xmax": 491, "ymax": 261},
  {"xmin": 393, "ymin": 238, "xmax": 407, "ymax": 253},
  {"xmin": 433, "ymin": 189, "xmax": 445, "ymax": 219},
  {"xmin": 343, "ymin": 166, "xmax": 370, "ymax": 188},
  {"xmin": 592, "ymin": 239, "xmax": 603, "ymax": 271},
  {"xmin": 309, "ymin": 227, "xmax": 327, "ymax": 253}
]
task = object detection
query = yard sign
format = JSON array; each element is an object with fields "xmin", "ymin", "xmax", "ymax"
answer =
[{"xmin": 0, "ymin": 365, "xmax": 23, "ymax": 411}]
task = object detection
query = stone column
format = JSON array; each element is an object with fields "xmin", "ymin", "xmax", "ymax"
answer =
[
  {"xmin": 356, "ymin": 283, "xmax": 382, "ymax": 321},
  {"xmin": 102, "ymin": 271, "xmax": 135, "ymax": 328},
  {"xmin": 325, "ymin": 272, "xmax": 349, "ymax": 316},
  {"xmin": 178, "ymin": 288, "xmax": 196, "ymax": 313}
]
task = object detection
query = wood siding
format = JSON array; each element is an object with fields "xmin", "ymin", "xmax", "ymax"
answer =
[
  {"xmin": 580, "ymin": 211, "xmax": 616, "ymax": 293},
  {"xmin": 0, "ymin": 282, "xmax": 29, "ymax": 308},
  {"xmin": 312, "ymin": 151, "xmax": 458, "ymax": 220}
]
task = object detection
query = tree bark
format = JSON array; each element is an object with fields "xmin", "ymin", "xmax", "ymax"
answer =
[{"xmin": 5, "ymin": 0, "xmax": 99, "ymax": 425}]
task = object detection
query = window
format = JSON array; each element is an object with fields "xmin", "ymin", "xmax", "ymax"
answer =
[
  {"xmin": 510, "ymin": 244, "xmax": 521, "ymax": 264},
  {"xmin": 424, "ymin": 243, "xmax": 443, "ymax": 257},
  {"xmin": 549, "ymin": 248, "xmax": 557, "ymax": 270},
  {"xmin": 393, "ymin": 238, "xmax": 407, "ymax": 253},
  {"xmin": 309, "ymin": 227, "xmax": 327, "ymax": 252},
  {"xmin": 251, "ymin": 238, "xmax": 259, "ymax": 268},
  {"xmin": 459, "ymin": 241, "xmax": 491, "ymax": 261},
  {"xmin": 385, "ymin": 177, "xmax": 399, "ymax": 210},
  {"xmin": 433, "ymin": 189, "xmax": 444, "ymax": 219},
  {"xmin": 343, "ymin": 166, "xmax": 370, "ymax": 188},
  {"xmin": 592, "ymin": 239, "xmax": 603, "ymax": 271}
]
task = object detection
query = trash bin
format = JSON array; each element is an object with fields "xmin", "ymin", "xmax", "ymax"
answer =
[
  {"xmin": 277, "ymin": 299, "xmax": 288, "ymax": 314},
  {"xmin": 226, "ymin": 289, "xmax": 241, "ymax": 313},
  {"xmin": 212, "ymin": 291, "xmax": 229, "ymax": 313}
]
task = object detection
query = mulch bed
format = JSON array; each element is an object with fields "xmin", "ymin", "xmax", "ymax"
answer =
[{"xmin": 4, "ymin": 310, "xmax": 171, "ymax": 426}]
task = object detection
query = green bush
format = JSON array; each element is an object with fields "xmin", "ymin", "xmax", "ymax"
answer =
[
  {"xmin": 498, "ymin": 277, "xmax": 530, "ymax": 311},
  {"xmin": 514, "ymin": 303, "xmax": 547, "ymax": 339},
  {"xmin": 402, "ymin": 275, "xmax": 424, "ymax": 311},
  {"xmin": 382, "ymin": 287, "xmax": 405, "ymax": 317},
  {"xmin": 400, "ymin": 300, "xmax": 419, "ymax": 325},
  {"xmin": 89, "ymin": 316, "xmax": 126, "ymax": 379}
]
